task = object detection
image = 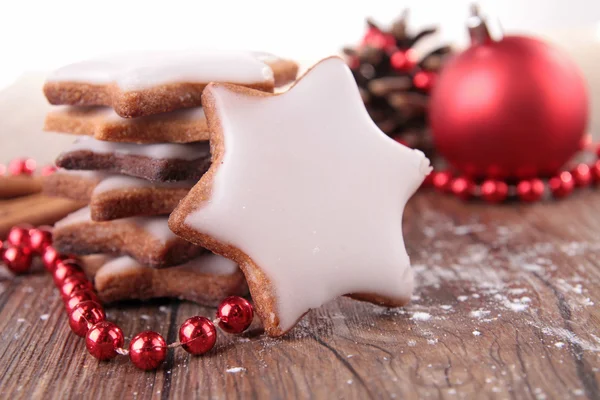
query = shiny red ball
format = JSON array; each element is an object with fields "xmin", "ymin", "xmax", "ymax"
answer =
[
  {"xmin": 217, "ymin": 296, "xmax": 254, "ymax": 334},
  {"xmin": 2, "ymin": 246, "xmax": 33, "ymax": 274},
  {"xmin": 53, "ymin": 260, "xmax": 84, "ymax": 287},
  {"xmin": 65, "ymin": 290, "xmax": 100, "ymax": 314},
  {"xmin": 572, "ymin": 164, "xmax": 592, "ymax": 187},
  {"xmin": 8, "ymin": 158, "xmax": 36, "ymax": 176},
  {"xmin": 430, "ymin": 36, "xmax": 587, "ymax": 178},
  {"xmin": 450, "ymin": 177, "xmax": 474, "ymax": 200},
  {"xmin": 42, "ymin": 246, "xmax": 60, "ymax": 272},
  {"xmin": 432, "ymin": 171, "xmax": 453, "ymax": 193},
  {"xmin": 7, "ymin": 225, "xmax": 31, "ymax": 248},
  {"xmin": 517, "ymin": 179, "xmax": 545, "ymax": 202},
  {"xmin": 29, "ymin": 226, "xmax": 53, "ymax": 253},
  {"xmin": 40, "ymin": 165, "xmax": 57, "ymax": 176},
  {"xmin": 60, "ymin": 275, "xmax": 94, "ymax": 300},
  {"xmin": 68, "ymin": 300, "xmax": 105, "ymax": 337},
  {"xmin": 86, "ymin": 321, "xmax": 124, "ymax": 361},
  {"xmin": 480, "ymin": 180, "xmax": 508, "ymax": 203},
  {"xmin": 549, "ymin": 171, "xmax": 575, "ymax": 199},
  {"xmin": 179, "ymin": 316, "xmax": 217, "ymax": 355},
  {"xmin": 129, "ymin": 331, "xmax": 167, "ymax": 370},
  {"xmin": 590, "ymin": 161, "xmax": 600, "ymax": 182}
]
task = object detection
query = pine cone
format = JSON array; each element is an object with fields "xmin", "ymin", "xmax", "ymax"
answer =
[{"xmin": 343, "ymin": 10, "xmax": 452, "ymax": 154}]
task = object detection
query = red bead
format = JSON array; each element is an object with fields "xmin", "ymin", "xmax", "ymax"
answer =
[
  {"xmin": 390, "ymin": 49, "xmax": 416, "ymax": 71},
  {"xmin": 2, "ymin": 246, "xmax": 33, "ymax": 274},
  {"xmin": 432, "ymin": 171, "xmax": 453, "ymax": 193},
  {"xmin": 129, "ymin": 331, "xmax": 167, "ymax": 370},
  {"xmin": 481, "ymin": 180, "xmax": 508, "ymax": 203},
  {"xmin": 65, "ymin": 290, "xmax": 100, "ymax": 314},
  {"xmin": 179, "ymin": 316, "xmax": 217, "ymax": 355},
  {"xmin": 60, "ymin": 275, "xmax": 94, "ymax": 300},
  {"xmin": 40, "ymin": 165, "xmax": 57, "ymax": 176},
  {"xmin": 68, "ymin": 300, "xmax": 105, "ymax": 337},
  {"xmin": 42, "ymin": 246, "xmax": 59, "ymax": 272},
  {"xmin": 413, "ymin": 71, "xmax": 435, "ymax": 91},
  {"xmin": 217, "ymin": 296, "xmax": 254, "ymax": 334},
  {"xmin": 549, "ymin": 171, "xmax": 575, "ymax": 199},
  {"xmin": 7, "ymin": 225, "xmax": 31, "ymax": 248},
  {"xmin": 517, "ymin": 179, "xmax": 545, "ymax": 202},
  {"xmin": 86, "ymin": 321, "xmax": 124, "ymax": 361},
  {"xmin": 450, "ymin": 177, "xmax": 474, "ymax": 200},
  {"xmin": 591, "ymin": 161, "xmax": 600, "ymax": 182},
  {"xmin": 8, "ymin": 158, "xmax": 36, "ymax": 176},
  {"xmin": 572, "ymin": 164, "xmax": 592, "ymax": 187},
  {"xmin": 53, "ymin": 259, "xmax": 84, "ymax": 287},
  {"xmin": 29, "ymin": 226, "xmax": 53, "ymax": 253}
]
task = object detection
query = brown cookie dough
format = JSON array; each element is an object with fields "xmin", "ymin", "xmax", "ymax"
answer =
[
  {"xmin": 44, "ymin": 106, "xmax": 209, "ymax": 144},
  {"xmin": 55, "ymin": 137, "xmax": 210, "ymax": 182},
  {"xmin": 54, "ymin": 207, "xmax": 203, "ymax": 268},
  {"xmin": 81, "ymin": 254, "xmax": 248, "ymax": 306}
]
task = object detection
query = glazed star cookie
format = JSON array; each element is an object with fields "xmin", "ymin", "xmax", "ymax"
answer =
[
  {"xmin": 55, "ymin": 207, "xmax": 203, "ymax": 268},
  {"xmin": 80, "ymin": 253, "xmax": 248, "ymax": 306},
  {"xmin": 43, "ymin": 50, "xmax": 299, "ymax": 117},
  {"xmin": 55, "ymin": 137, "xmax": 210, "ymax": 182},
  {"xmin": 169, "ymin": 57, "xmax": 431, "ymax": 336},
  {"xmin": 45, "ymin": 106, "xmax": 209, "ymax": 144},
  {"xmin": 43, "ymin": 170, "xmax": 194, "ymax": 221}
]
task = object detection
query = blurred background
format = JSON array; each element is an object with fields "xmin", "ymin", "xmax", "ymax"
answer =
[{"xmin": 1, "ymin": 0, "xmax": 599, "ymax": 163}]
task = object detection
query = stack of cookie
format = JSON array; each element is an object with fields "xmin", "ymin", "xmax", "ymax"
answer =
[{"xmin": 41, "ymin": 50, "xmax": 298, "ymax": 306}]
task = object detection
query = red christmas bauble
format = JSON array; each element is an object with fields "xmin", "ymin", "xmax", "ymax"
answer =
[{"xmin": 430, "ymin": 30, "xmax": 588, "ymax": 178}]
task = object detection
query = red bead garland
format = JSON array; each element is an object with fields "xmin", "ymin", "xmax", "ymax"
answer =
[
  {"xmin": 0, "ymin": 223, "xmax": 256, "ymax": 370},
  {"xmin": 7, "ymin": 225, "xmax": 32, "ymax": 248},
  {"xmin": 129, "ymin": 331, "xmax": 167, "ymax": 370},
  {"xmin": 68, "ymin": 300, "xmax": 105, "ymax": 337},
  {"xmin": 179, "ymin": 316, "xmax": 217, "ymax": 355},
  {"xmin": 86, "ymin": 321, "xmax": 124, "ymax": 361},
  {"xmin": 217, "ymin": 296, "xmax": 254, "ymax": 334}
]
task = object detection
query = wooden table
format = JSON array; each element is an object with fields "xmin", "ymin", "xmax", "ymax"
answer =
[{"xmin": 0, "ymin": 190, "xmax": 599, "ymax": 399}]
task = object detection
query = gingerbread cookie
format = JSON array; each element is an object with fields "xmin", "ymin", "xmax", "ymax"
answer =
[
  {"xmin": 44, "ymin": 170, "xmax": 193, "ymax": 220},
  {"xmin": 80, "ymin": 253, "xmax": 248, "ymax": 306},
  {"xmin": 0, "ymin": 176, "xmax": 43, "ymax": 199},
  {"xmin": 43, "ymin": 50, "xmax": 299, "ymax": 118},
  {"xmin": 42, "ymin": 170, "xmax": 104, "ymax": 202},
  {"xmin": 44, "ymin": 106, "xmax": 209, "ymax": 144},
  {"xmin": 55, "ymin": 137, "xmax": 210, "ymax": 182},
  {"xmin": 169, "ymin": 57, "xmax": 431, "ymax": 336},
  {"xmin": 55, "ymin": 207, "xmax": 203, "ymax": 268}
]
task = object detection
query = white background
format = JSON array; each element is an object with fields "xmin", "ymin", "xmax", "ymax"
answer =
[{"xmin": 0, "ymin": 0, "xmax": 599, "ymax": 163}]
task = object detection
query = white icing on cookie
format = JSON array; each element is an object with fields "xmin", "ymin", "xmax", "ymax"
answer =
[
  {"xmin": 64, "ymin": 136, "xmax": 209, "ymax": 160},
  {"xmin": 56, "ymin": 168, "xmax": 107, "ymax": 179},
  {"xmin": 183, "ymin": 57, "xmax": 431, "ymax": 333},
  {"xmin": 96, "ymin": 253, "xmax": 238, "ymax": 279},
  {"xmin": 47, "ymin": 50, "xmax": 276, "ymax": 91},
  {"xmin": 93, "ymin": 175, "xmax": 195, "ymax": 194},
  {"xmin": 56, "ymin": 207, "xmax": 176, "ymax": 243}
]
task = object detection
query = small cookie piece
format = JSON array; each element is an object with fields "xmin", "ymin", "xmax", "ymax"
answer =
[
  {"xmin": 169, "ymin": 57, "xmax": 431, "ymax": 336},
  {"xmin": 55, "ymin": 137, "xmax": 210, "ymax": 182},
  {"xmin": 54, "ymin": 207, "xmax": 203, "ymax": 268},
  {"xmin": 44, "ymin": 50, "xmax": 299, "ymax": 118},
  {"xmin": 44, "ymin": 170, "xmax": 193, "ymax": 220},
  {"xmin": 81, "ymin": 254, "xmax": 248, "ymax": 306},
  {"xmin": 45, "ymin": 106, "xmax": 209, "ymax": 144}
]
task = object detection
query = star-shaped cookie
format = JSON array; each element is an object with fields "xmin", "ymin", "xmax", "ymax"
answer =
[{"xmin": 169, "ymin": 57, "xmax": 431, "ymax": 336}]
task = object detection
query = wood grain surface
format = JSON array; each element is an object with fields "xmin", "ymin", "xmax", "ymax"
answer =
[{"xmin": 0, "ymin": 190, "xmax": 599, "ymax": 399}]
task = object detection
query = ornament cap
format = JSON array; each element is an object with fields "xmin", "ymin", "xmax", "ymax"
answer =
[{"xmin": 467, "ymin": 4, "xmax": 493, "ymax": 45}]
